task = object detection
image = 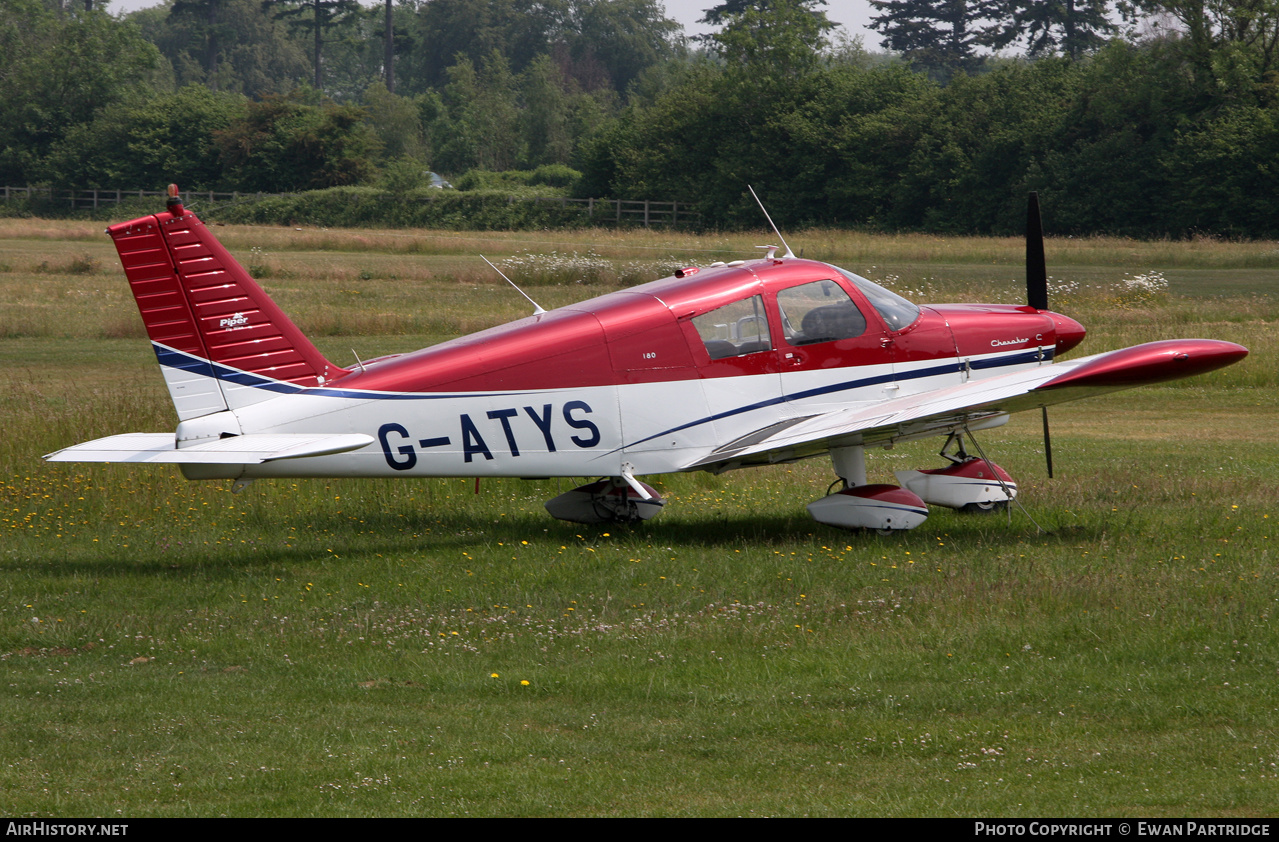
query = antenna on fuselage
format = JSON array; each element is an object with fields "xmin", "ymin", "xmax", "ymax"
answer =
[
  {"xmin": 748, "ymin": 185, "xmax": 795, "ymax": 259},
  {"xmin": 481, "ymin": 255, "xmax": 546, "ymax": 316}
]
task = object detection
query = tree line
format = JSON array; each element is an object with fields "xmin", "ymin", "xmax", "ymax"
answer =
[{"xmin": 3, "ymin": 0, "xmax": 1278, "ymax": 237}]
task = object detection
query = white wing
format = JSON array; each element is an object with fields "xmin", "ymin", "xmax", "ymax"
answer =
[{"xmin": 687, "ymin": 339, "xmax": 1247, "ymax": 473}]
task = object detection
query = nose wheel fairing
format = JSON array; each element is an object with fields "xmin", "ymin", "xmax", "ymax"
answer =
[{"xmin": 895, "ymin": 457, "xmax": 1017, "ymax": 511}]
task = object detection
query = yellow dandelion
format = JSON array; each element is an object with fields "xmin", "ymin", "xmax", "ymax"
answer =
[{"xmin": 520, "ymin": 680, "xmax": 530, "ymax": 686}]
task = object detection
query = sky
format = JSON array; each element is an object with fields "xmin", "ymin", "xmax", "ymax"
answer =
[{"xmin": 103, "ymin": 0, "xmax": 883, "ymax": 46}]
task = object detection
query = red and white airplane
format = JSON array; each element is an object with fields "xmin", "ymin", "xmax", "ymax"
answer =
[{"xmin": 46, "ymin": 188, "xmax": 1248, "ymax": 531}]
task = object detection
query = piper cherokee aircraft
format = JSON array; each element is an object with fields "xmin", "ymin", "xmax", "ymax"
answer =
[{"xmin": 45, "ymin": 187, "xmax": 1248, "ymax": 532}]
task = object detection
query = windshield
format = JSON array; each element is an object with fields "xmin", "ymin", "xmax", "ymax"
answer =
[{"xmin": 834, "ymin": 268, "xmax": 921, "ymax": 331}]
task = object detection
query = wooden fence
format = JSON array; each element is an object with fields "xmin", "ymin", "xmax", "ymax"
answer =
[
  {"xmin": 529, "ymin": 196, "xmax": 699, "ymax": 228},
  {"xmin": 0, "ymin": 186, "xmax": 268, "ymax": 209},
  {"xmin": 1, "ymin": 187, "xmax": 700, "ymax": 228}
]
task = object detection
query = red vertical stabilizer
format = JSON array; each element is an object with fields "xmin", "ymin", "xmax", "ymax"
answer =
[{"xmin": 108, "ymin": 210, "xmax": 350, "ymax": 396}]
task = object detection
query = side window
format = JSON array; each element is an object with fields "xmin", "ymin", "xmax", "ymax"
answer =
[
  {"xmin": 692, "ymin": 295, "xmax": 772, "ymax": 360},
  {"xmin": 776, "ymin": 280, "xmax": 867, "ymax": 346}
]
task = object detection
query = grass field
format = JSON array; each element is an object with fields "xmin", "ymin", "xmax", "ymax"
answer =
[{"xmin": 1, "ymin": 219, "xmax": 1276, "ymax": 816}]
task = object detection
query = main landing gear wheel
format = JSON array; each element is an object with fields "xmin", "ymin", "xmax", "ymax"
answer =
[
  {"xmin": 961, "ymin": 500, "xmax": 1009, "ymax": 514},
  {"xmin": 809, "ymin": 445, "xmax": 929, "ymax": 533},
  {"xmin": 544, "ymin": 477, "xmax": 664, "ymax": 524},
  {"xmin": 807, "ymin": 484, "xmax": 930, "ymax": 532}
]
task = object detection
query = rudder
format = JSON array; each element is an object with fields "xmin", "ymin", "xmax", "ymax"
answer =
[{"xmin": 108, "ymin": 195, "xmax": 349, "ymax": 420}]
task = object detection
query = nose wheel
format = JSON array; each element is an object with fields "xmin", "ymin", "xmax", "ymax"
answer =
[{"xmin": 961, "ymin": 499, "xmax": 1010, "ymax": 514}]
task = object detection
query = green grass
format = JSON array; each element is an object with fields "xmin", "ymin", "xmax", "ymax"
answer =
[{"xmin": 0, "ymin": 221, "xmax": 1276, "ymax": 816}]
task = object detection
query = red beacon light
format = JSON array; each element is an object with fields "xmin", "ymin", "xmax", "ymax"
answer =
[{"xmin": 166, "ymin": 183, "xmax": 184, "ymax": 216}]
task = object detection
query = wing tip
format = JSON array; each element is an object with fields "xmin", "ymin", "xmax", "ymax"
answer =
[{"xmin": 1041, "ymin": 340, "xmax": 1247, "ymax": 390}]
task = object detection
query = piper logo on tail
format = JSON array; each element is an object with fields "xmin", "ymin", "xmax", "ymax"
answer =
[{"xmin": 220, "ymin": 312, "xmax": 249, "ymax": 330}]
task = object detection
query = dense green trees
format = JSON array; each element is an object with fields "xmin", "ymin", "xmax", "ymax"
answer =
[
  {"xmin": 392, "ymin": 0, "xmax": 681, "ymax": 94},
  {"xmin": 989, "ymin": 0, "xmax": 1122, "ymax": 59},
  {"xmin": 262, "ymin": 0, "xmax": 362, "ymax": 90},
  {"xmin": 709, "ymin": 0, "xmax": 834, "ymax": 73},
  {"xmin": 5, "ymin": 0, "xmax": 1279, "ymax": 237},
  {"xmin": 419, "ymin": 50, "xmax": 614, "ymax": 172},
  {"xmin": 140, "ymin": 0, "xmax": 310, "ymax": 96},
  {"xmin": 0, "ymin": 1, "xmax": 159, "ymax": 184},
  {"xmin": 41, "ymin": 86, "xmax": 243, "ymax": 189},
  {"xmin": 869, "ymin": 0, "xmax": 1127, "ymax": 75},
  {"xmin": 585, "ymin": 25, "xmax": 1279, "ymax": 237},
  {"xmin": 213, "ymin": 91, "xmax": 378, "ymax": 190},
  {"xmin": 869, "ymin": 0, "xmax": 1001, "ymax": 77}
]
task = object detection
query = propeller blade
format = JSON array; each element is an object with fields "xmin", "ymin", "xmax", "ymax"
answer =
[
  {"xmin": 1041, "ymin": 406, "xmax": 1054, "ymax": 479},
  {"xmin": 1027, "ymin": 192, "xmax": 1048, "ymax": 311}
]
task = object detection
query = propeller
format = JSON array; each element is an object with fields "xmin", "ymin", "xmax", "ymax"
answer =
[
  {"xmin": 1041, "ymin": 406, "xmax": 1054, "ymax": 479},
  {"xmin": 1026, "ymin": 191, "xmax": 1048, "ymax": 311},
  {"xmin": 1027, "ymin": 192, "xmax": 1053, "ymax": 477}
]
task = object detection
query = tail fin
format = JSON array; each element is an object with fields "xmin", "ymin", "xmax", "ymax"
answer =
[{"xmin": 108, "ymin": 201, "xmax": 349, "ymax": 420}]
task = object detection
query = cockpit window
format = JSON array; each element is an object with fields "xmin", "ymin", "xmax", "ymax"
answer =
[
  {"xmin": 776, "ymin": 280, "xmax": 867, "ymax": 346},
  {"xmin": 692, "ymin": 295, "xmax": 772, "ymax": 360},
  {"xmin": 834, "ymin": 267, "xmax": 921, "ymax": 331}
]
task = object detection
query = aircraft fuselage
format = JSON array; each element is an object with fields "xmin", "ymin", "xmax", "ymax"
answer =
[{"xmin": 178, "ymin": 257, "xmax": 1083, "ymax": 481}]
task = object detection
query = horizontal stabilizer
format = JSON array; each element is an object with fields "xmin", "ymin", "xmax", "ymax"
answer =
[{"xmin": 45, "ymin": 433, "xmax": 374, "ymax": 465}]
